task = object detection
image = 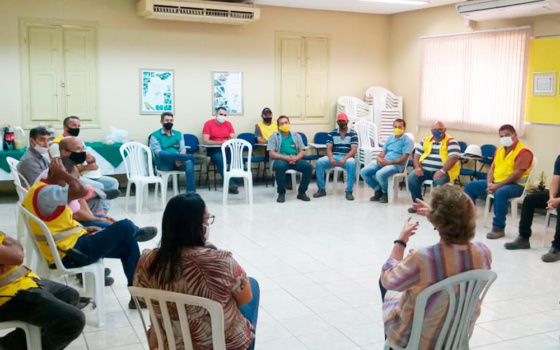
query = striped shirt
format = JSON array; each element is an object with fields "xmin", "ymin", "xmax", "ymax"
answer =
[
  {"xmin": 415, "ymin": 139, "xmax": 460, "ymax": 172},
  {"xmin": 381, "ymin": 242, "xmax": 492, "ymax": 349},
  {"xmin": 327, "ymin": 129, "xmax": 358, "ymax": 155}
]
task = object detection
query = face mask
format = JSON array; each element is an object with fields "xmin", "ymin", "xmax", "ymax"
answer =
[
  {"xmin": 263, "ymin": 117, "xmax": 272, "ymax": 124},
  {"xmin": 337, "ymin": 122, "xmax": 348, "ymax": 130},
  {"xmin": 69, "ymin": 151, "xmax": 87, "ymax": 164},
  {"xmin": 216, "ymin": 115, "xmax": 227, "ymax": 124},
  {"xmin": 163, "ymin": 122, "xmax": 173, "ymax": 131},
  {"xmin": 432, "ymin": 131, "xmax": 444, "ymax": 140},
  {"xmin": 394, "ymin": 128, "xmax": 404, "ymax": 136},
  {"xmin": 67, "ymin": 128, "xmax": 80, "ymax": 137},
  {"xmin": 500, "ymin": 136, "xmax": 514, "ymax": 147},
  {"xmin": 33, "ymin": 144, "xmax": 48, "ymax": 155},
  {"xmin": 279, "ymin": 124, "xmax": 290, "ymax": 133},
  {"xmin": 203, "ymin": 224, "xmax": 210, "ymax": 242}
]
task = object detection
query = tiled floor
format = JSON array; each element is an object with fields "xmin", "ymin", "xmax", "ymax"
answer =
[{"xmin": 1, "ymin": 180, "xmax": 560, "ymax": 350}]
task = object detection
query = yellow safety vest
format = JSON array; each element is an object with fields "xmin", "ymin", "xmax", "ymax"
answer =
[
  {"xmin": 0, "ymin": 233, "xmax": 40, "ymax": 308},
  {"xmin": 493, "ymin": 141, "xmax": 532, "ymax": 185},
  {"xmin": 255, "ymin": 121, "xmax": 278, "ymax": 142},
  {"xmin": 418, "ymin": 134, "xmax": 460, "ymax": 182},
  {"xmin": 23, "ymin": 181, "xmax": 87, "ymax": 265}
]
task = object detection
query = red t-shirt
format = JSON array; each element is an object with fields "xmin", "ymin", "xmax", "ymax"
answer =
[{"xmin": 202, "ymin": 120, "xmax": 235, "ymax": 142}]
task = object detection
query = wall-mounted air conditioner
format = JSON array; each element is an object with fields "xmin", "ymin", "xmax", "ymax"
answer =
[
  {"xmin": 456, "ymin": 0, "xmax": 560, "ymax": 21},
  {"xmin": 137, "ymin": 0, "xmax": 260, "ymax": 25}
]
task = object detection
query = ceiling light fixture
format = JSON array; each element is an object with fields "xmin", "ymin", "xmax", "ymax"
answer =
[{"xmin": 359, "ymin": 0, "xmax": 429, "ymax": 5}]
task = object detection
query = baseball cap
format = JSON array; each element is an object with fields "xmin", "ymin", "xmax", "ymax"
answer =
[{"xmin": 336, "ymin": 113, "xmax": 348, "ymax": 121}]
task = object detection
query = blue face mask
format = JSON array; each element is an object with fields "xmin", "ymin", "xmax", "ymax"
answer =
[{"xmin": 432, "ymin": 131, "xmax": 444, "ymax": 139}]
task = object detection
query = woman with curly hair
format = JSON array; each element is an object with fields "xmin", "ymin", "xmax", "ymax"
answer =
[{"xmin": 379, "ymin": 186, "xmax": 492, "ymax": 349}]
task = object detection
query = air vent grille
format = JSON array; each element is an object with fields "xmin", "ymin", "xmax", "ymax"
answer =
[{"xmin": 153, "ymin": 4, "xmax": 255, "ymax": 19}]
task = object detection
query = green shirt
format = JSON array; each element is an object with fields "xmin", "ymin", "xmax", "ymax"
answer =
[
  {"xmin": 280, "ymin": 133, "xmax": 298, "ymax": 156},
  {"xmin": 149, "ymin": 129, "xmax": 183, "ymax": 156}
]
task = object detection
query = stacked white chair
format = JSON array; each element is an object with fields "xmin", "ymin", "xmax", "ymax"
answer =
[
  {"xmin": 120, "ymin": 142, "xmax": 164, "ymax": 213},
  {"xmin": 129, "ymin": 286, "xmax": 227, "ymax": 350},
  {"xmin": 365, "ymin": 87, "xmax": 403, "ymax": 145},
  {"xmin": 336, "ymin": 96, "xmax": 374, "ymax": 129},
  {"xmin": 384, "ymin": 269, "xmax": 497, "ymax": 350},
  {"xmin": 483, "ymin": 157, "xmax": 538, "ymax": 228},
  {"xmin": 222, "ymin": 139, "xmax": 253, "ymax": 205},
  {"xmin": 353, "ymin": 120, "xmax": 382, "ymax": 185},
  {"xmin": 17, "ymin": 203, "xmax": 106, "ymax": 327}
]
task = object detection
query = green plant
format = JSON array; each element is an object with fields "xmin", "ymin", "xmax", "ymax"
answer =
[{"xmin": 535, "ymin": 171, "xmax": 547, "ymax": 191}]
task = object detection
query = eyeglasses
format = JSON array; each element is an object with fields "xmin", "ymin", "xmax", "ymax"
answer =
[{"xmin": 204, "ymin": 214, "xmax": 215, "ymax": 225}]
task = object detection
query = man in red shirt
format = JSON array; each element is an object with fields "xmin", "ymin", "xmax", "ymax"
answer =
[{"xmin": 202, "ymin": 107, "xmax": 239, "ymax": 194}]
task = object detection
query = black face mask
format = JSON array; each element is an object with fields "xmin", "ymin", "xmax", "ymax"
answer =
[
  {"xmin": 337, "ymin": 122, "xmax": 348, "ymax": 130},
  {"xmin": 163, "ymin": 122, "xmax": 173, "ymax": 131},
  {"xmin": 263, "ymin": 117, "xmax": 272, "ymax": 124},
  {"xmin": 67, "ymin": 128, "xmax": 80, "ymax": 137},
  {"xmin": 69, "ymin": 152, "xmax": 87, "ymax": 164}
]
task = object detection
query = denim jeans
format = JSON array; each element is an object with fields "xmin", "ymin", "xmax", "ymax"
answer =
[
  {"xmin": 156, "ymin": 151, "xmax": 196, "ymax": 193},
  {"xmin": 407, "ymin": 170, "xmax": 450, "ymax": 203},
  {"xmin": 465, "ymin": 180, "xmax": 524, "ymax": 229},
  {"xmin": 518, "ymin": 190, "xmax": 560, "ymax": 248},
  {"xmin": 62, "ymin": 219, "xmax": 141, "ymax": 286},
  {"xmin": 81, "ymin": 175, "xmax": 119, "ymax": 191},
  {"xmin": 315, "ymin": 155, "xmax": 356, "ymax": 192},
  {"xmin": 0, "ymin": 279, "xmax": 85, "ymax": 350},
  {"xmin": 239, "ymin": 277, "xmax": 260, "ymax": 350},
  {"xmin": 360, "ymin": 161, "xmax": 402, "ymax": 193},
  {"xmin": 272, "ymin": 159, "xmax": 312, "ymax": 194}
]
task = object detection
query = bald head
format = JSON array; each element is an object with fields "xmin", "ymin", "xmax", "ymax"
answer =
[
  {"xmin": 431, "ymin": 121, "xmax": 446, "ymax": 141},
  {"xmin": 59, "ymin": 137, "xmax": 85, "ymax": 158}
]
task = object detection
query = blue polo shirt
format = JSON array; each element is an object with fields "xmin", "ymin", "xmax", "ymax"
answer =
[{"xmin": 383, "ymin": 134, "xmax": 414, "ymax": 164}]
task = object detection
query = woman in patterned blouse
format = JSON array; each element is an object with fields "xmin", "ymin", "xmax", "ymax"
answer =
[
  {"xmin": 380, "ymin": 186, "xmax": 492, "ymax": 349},
  {"xmin": 134, "ymin": 193, "xmax": 259, "ymax": 350}
]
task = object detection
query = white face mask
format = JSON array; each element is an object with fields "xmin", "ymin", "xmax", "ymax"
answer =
[
  {"xmin": 500, "ymin": 136, "xmax": 514, "ymax": 147},
  {"xmin": 33, "ymin": 144, "xmax": 49, "ymax": 155},
  {"xmin": 216, "ymin": 115, "xmax": 227, "ymax": 124},
  {"xmin": 203, "ymin": 224, "xmax": 210, "ymax": 242}
]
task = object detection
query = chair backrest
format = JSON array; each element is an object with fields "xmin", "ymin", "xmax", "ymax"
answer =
[
  {"xmin": 365, "ymin": 87, "xmax": 403, "ymax": 145},
  {"xmin": 480, "ymin": 144, "xmax": 496, "ymax": 165},
  {"xmin": 405, "ymin": 269, "xmax": 497, "ymax": 349},
  {"xmin": 14, "ymin": 183, "xmax": 28, "ymax": 204},
  {"xmin": 337, "ymin": 96, "xmax": 373, "ymax": 127},
  {"xmin": 521, "ymin": 156, "xmax": 538, "ymax": 194},
  {"xmin": 313, "ymin": 132, "xmax": 329, "ymax": 144},
  {"xmin": 237, "ymin": 133, "xmax": 256, "ymax": 147},
  {"xmin": 6, "ymin": 157, "xmax": 30, "ymax": 188},
  {"xmin": 353, "ymin": 120, "xmax": 379, "ymax": 148},
  {"xmin": 16, "ymin": 203, "xmax": 70, "ymax": 273},
  {"xmin": 222, "ymin": 139, "xmax": 251, "ymax": 173},
  {"xmin": 129, "ymin": 286, "xmax": 227, "ymax": 350},
  {"xmin": 120, "ymin": 142, "xmax": 155, "ymax": 180},
  {"xmin": 183, "ymin": 134, "xmax": 200, "ymax": 152},
  {"xmin": 458, "ymin": 141, "xmax": 467, "ymax": 153},
  {"xmin": 296, "ymin": 132, "xmax": 308, "ymax": 146}
]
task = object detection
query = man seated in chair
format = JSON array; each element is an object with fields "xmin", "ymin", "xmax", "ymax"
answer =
[
  {"xmin": 255, "ymin": 107, "xmax": 278, "ymax": 145},
  {"xmin": 313, "ymin": 113, "xmax": 358, "ymax": 201},
  {"xmin": 465, "ymin": 124, "xmax": 533, "ymax": 240},
  {"xmin": 51, "ymin": 116, "xmax": 120, "ymax": 193},
  {"xmin": 268, "ymin": 116, "xmax": 312, "ymax": 203},
  {"xmin": 0, "ymin": 230, "xmax": 85, "ymax": 350},
  {"xmin": 23, "ymin": 158, "xmax": 157, "ymax": 309},
  {"xmin": 17, "ymin": 126, "xmax": 51, "ymax": 185},
  {"xmin": 504, "ymin": 154, "xmax": 560, "ymax": 262},
  {"xmin": 149, "ymin": 112, "xmax": 196, "ymax": 194},
  {"xmin": 360, "ymin": 118, "xmax": 413, "ymax": 204},
  {"xmin": 407, "ymin": 121, "xmax": 460, "ymax": 213}
]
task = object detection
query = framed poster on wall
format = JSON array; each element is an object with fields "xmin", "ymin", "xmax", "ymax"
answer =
[
  {"xmin": 212, "ymin": 71, "xmax": 243, "ymax": 115},
  {"xmin": 532, "ymin": 71, "xmax": 556, "ymax": 96},
  {"xmin": 140, "ymin": 68, "xmax": 175, "ymax": 114}
]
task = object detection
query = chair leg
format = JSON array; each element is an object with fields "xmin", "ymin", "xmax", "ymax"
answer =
[
  {"xmin": 135, "ymin": 183, "xmax": 142, "ymax": 214},
  {"xmin": 544, "ymin": 212, "xmax": 551, "ymax": 247},
  {"xmin": 24, "ymin": 323, "xmax": 42, "ymax": 350},
  {"xmin": 223, "ymin": 175, "xmax": 229, "ymax": 205},
  {"xmin": 511, "ymin": 200, "xmax": 518, "ymax": 226},
  {"xmin": 172, "ymin": 174, "xmax": 179, "ymax": 196},
  {"xmin": 125, "ymin": 182, "xmax": 131, "ymax": 212},
  {"xmin": 388, "ymin": 176, "xmax": 395, "ymax": 204},
  {"xmin": 291, "ymin": 172, "xmax": 297, "ymax": 193},
  {"xmin": 247, "ymin": 176, "xmax": 253, "ymax": 205},
  {"xmin": 90, "ymin": 265, "xmax": 106, "ymax": 328},
  {"xmin": 161, "ymin": 173, "xmax": 169, "ymax": 203},
  {"xmin": 483, "ymin": 197, "xmax": 491, "ymax": 228}
]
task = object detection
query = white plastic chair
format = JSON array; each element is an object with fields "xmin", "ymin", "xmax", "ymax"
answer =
[
  {"xmin": 0, "ymin": 321, "xmax": 41, "ymax": 349},
  {"xmin": 6, "ymin": 157, "xmax": 31, "ymax": 188},
  {"xmin": 17, "ymin": 203, "xmax": 105, "ymax": 327},
  {"xmin": 325, "ymin": 166, "xmax": 347, "ymax": 192},
  {"xmin": 156, "ymin": 169, "xmax": 183, "ymax": 203},
  {"xmin": 222, "ymin": 139, "xmax": 253, "ymax": 205},
  {"xmin": 129, "ymin": 286, "xmax": 227, "ymax": 350},
  {"xmin": 353, "ymin": 120, "xmax": 382, "ymax": 185},
  {"xmin": 543, "ymin": 209, "xmax": 557, "ymax": 247},
  {"xmin": 269, "ymin": 159, "xmax": 301, "ymax": 194},
  {"xmin": 483, "ymin": 157, "xmax": 538, "ymax": 228},
  {"xmin": 120, "ymin": 142, "xmax": 164, "ymax": 213},
  {"xmin": 336, "ymin": 96, "xmax": 373, "ymax": 128},
  {"xmin": 384, "ymin": 269, "xmax": 497, "ymax": 350},
  {"xmin": 365, "ymin": 87, "xmax": 403, "ymax": 146}
]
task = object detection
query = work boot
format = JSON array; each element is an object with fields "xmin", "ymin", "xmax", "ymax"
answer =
[
  {"xmin": 407, "ymin": 207, "xmax": 417, "ymax": 214},
  {"xmin": 345, "ymin": 192, "xmax": 354, "ymax": 201},
  {"xmin": 379, "ymin": 193, "xmax": 388, "ymax": 204},
  {"xmin": 504, "ymin": 236, "xmax": 530, "ymax": 250},
  {"xmin": 228, "ymin": 184, "xmax": 239, "ymax": 194},
  {"xmin": 313, "ymin": 189, "xmax": 327, "ymax": 198},
  {"xmin": 541, "ymin": 247, "xmax": 560, "ymax": 263},
  {"xmin": 137, "ymin": 226, "xmax": 158, "ymax": 242},
  {"xmin": 297, "ymin": 192, "xmax": 311, "ymax": 202},
  {"xmin": 370, "ymin": 191, "xmax": 382, "ymax": 202},
  {"xmin": 486, "ymin": 228, "xmax": 505, "ymax": 239},
  {"xmin": 277, "ymin": 193, "xmax": 285, "ymax": 203}
]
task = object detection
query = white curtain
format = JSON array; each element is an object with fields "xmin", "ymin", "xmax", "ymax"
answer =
[{"xmin": 419, "ymin": 27, "xmax": 530, "ymax": 135}]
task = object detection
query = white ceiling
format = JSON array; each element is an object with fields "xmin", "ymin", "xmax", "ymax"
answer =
[{"xmin": 252, "ymin": 0, "xmax": 461, "ymax": 15}]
